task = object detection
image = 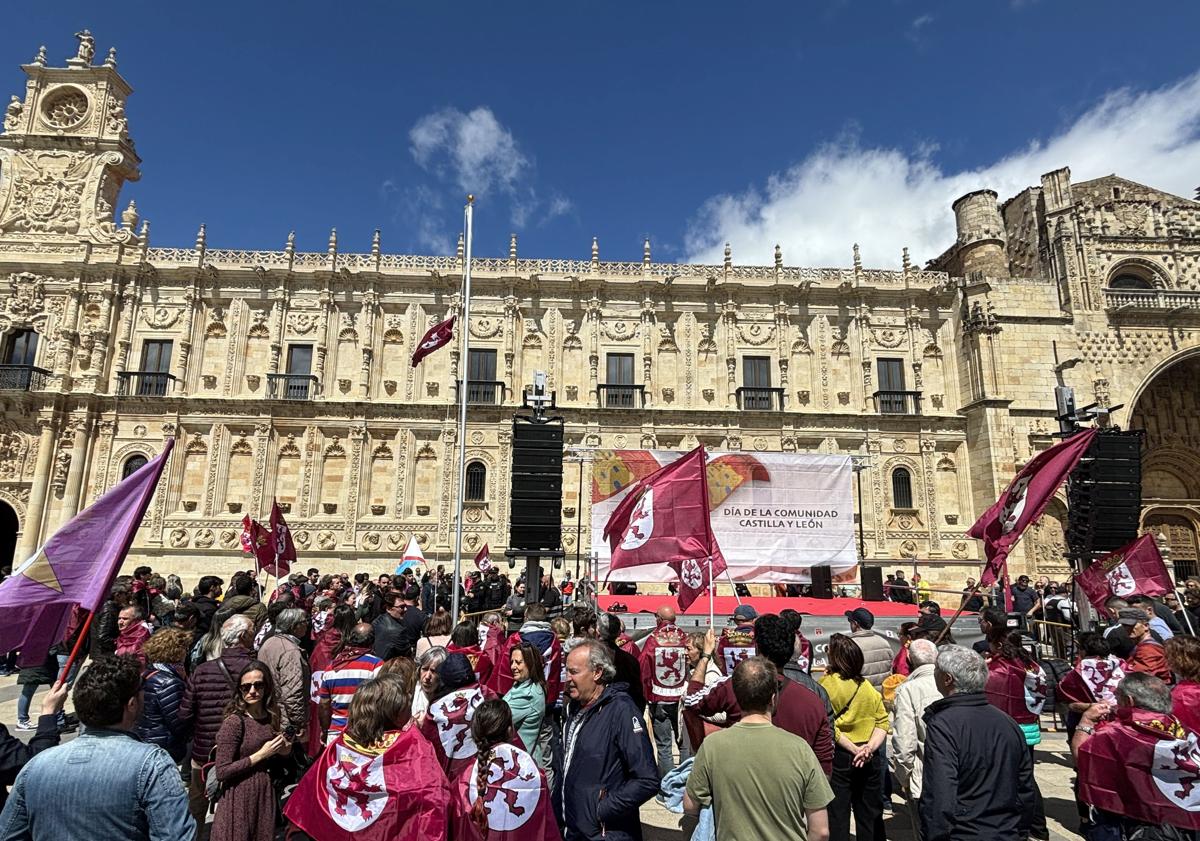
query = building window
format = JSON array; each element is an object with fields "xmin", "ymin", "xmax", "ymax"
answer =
[
  {"xmin": 892, "ymin": 467, "xmax": 914, "ymax": 509},
  {"xmin": 134, "ymin": 340, "xmax": 173, "ymax": 396},
  {"xmin": 606, "ymin": 353, "xmax": 635, "ymax": 385},
  {"xmin": 287, "ymin": 345, "xmax": 313, "ymax": 375},
  {"xmin": 740, "ymin": 356, "xmax": 775, "ymax": 410},
  {"xmin": 122, "ymin": 455, "xmax": 149, "ymax": 480},
  {"xmin": 602, "ymin": 353, "xmax": 639, "ymax": 408},
  {"xmin": 4, "ymin": 329, "xmax": 39, "ymax": 366},
  {"xmin": 465, "ymin": 461, "xmax": 486, "ymax": 502},
  {"xmin": 1109, "ymin": 274, "xmax": 1153, "ymax": 290},
  {"xmin": 467, "ymin": 349, "xmax": 499, "ymax": 403},
  {"xmin": 877, "ymin": 358, "xmax": 908, "ymax": 414}
]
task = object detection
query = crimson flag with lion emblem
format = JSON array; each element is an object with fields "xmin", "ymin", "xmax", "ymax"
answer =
[
  {"xmin": 1078, "ymin": 707, "xmax": 1200, "ymax": 830},
  {"xmin": 968, "ymin": 428, "xmax": 1096, "ymax": 586},
  {"xmin": 1075, "ymin": 533, "xmax": 1174, "ymax": 611},
  {"xmin": 451, "ymin": 742, "xmax": 562, "ymax": 841},
  {"xmin": 419, "ymin": 684, "xmax": 498, "ymax": 779},
  {"xmin": 283, "ymin": 726, "xmax": 452, "ymax": 840},
  {"xmin": 602, "ymin": 445, "xmax": 724, "ymax": 610}
]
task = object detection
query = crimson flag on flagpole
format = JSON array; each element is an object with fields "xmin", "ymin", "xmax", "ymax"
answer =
[
  {"xmin": 240, "ymin": 516, "xmax": 274, "ymax": 574},
  {"xmin": 473, "ymin": 544, "xmax": 493, "ymax": 573},
  {"xmin": 968, "ymin": 427, "xmax": 1097, "ymax": 586},
  {"xmin": 411, "ymin": 315, "xmax": 456, "ymax": 367},
  {"xmin": 1075, "ymin": 533, "xmax": 1174, "ymax": 611},
  {"xmin": 267, "ymin": 500, "xmax": 296, "ymax": 578}
]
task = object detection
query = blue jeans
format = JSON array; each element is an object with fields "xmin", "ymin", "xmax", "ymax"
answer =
[{"xmin": 16, "ymin": 683, "xmax": 37, "ymax": 725}]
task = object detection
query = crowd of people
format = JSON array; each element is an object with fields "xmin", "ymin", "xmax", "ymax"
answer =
[{"xmin": 0, "ymin": 563, "xmax": 1198, "ymax": 840}]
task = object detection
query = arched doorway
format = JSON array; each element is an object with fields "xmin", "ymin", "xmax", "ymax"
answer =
[
  {"xmin": 1129, "ymin": 352, "xmax": 1200, "ymax": 581},
  {"xmin": 0, "ymin": 501, "xmax": 18, "ymax": 577}
]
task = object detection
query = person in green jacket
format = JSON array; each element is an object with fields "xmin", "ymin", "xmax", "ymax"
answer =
[{"xmin": 504, "ymin": 641, "xmax": 554, "ymax": 789}]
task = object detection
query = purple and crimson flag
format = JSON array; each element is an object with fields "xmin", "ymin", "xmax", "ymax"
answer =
[{"xmin": 0, "ymin": 437, "xmax": 174, "ymax": 666}]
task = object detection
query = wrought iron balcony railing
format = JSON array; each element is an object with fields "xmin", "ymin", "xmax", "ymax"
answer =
[
  {"xmin": 736, "ymin": 386, "xmax": 785, "ymax": 411},
  {"xmin": 266, "ymin": 374, "xmax": 318, "ymax": 400},
  {"xmin": 873, "ymin": 390, "xmax": 922, "ymax": 415},
  {"xmin": 598, "ymin": 384, "xmax": 646, "ymax": 409},
  {"xmin": 454, "ymin": 380, "xmax": 505, "ymax": 405},
  {"xmin": 0, "ymin": 365, "xmax": 50, "ymax": 392},
  {"xmin": 116, "ymin": 371, "xmax": 177, "ymax": 397}
]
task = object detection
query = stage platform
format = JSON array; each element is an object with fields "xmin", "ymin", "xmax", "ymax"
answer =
[{"xmin": 598, "ymin": 594, "xmax": 921, "ymax": 618}]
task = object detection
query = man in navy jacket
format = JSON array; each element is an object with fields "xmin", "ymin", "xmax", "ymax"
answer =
[{"xmin": 561, "ymin": 639, "xmax": 658, "ymax": 840}]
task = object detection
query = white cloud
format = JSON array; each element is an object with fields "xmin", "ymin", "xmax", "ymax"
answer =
[
  {"xmin": 684, "ymin": 70, "xmax": 1200, "ymax": 269},
  {"xmin": 410, "ymin": 106, "xmax": 529, "ymax": 196}
]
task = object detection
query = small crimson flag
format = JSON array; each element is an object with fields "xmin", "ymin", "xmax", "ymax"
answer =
[
  {"xmin": 1075, "ymin": 533, "xmax": 1174, "ymax": 612},
  {"xmin": 412, "ymin": 315, "xmax": 456, "ymax": 367},
  {"xmin": 267, "ymin": 499, "xmax": 295, "ymax": 578},
  {"xmin": 968, "ymin": 428, "xmax": 1097, "ymax": 586},
  {"xmin": 240, "ymin": 516, "xmax": 274, "ymax": 574},
  {"xmin": 1078, "ymin": 707, "xmax": 1200, "ymax": 830},
  {"xmin": 473, "ymin": 543, "xmax": 493, "ymax": 573}
]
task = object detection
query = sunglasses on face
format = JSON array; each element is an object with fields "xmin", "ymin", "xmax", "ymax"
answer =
[{"xmin": 240, "ymin": 681, "xmax": 265, "ymax": 694}]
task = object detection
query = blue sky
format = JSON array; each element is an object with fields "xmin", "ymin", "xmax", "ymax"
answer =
[{"xmin": 4, "ymin": 2, "xmax": 1198, "ymax": 268}]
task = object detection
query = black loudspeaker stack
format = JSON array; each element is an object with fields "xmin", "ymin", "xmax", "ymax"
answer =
[
  {"xmin": 810, "ymin": 565, "xmax": 834, "ymax": 599},
  {"xmin": 508, "ymin": 418, "xmax": 564, "ymax": 553},
  {"xmin": 860, "ymin": 566, "xmax": 885, "ymax": 601},
  {"xmin": 1066, "ymin": 430, "xmax": 1144, "ymax": 567}
]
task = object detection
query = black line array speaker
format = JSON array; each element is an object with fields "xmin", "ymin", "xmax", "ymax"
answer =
[
  {"xmin": 810, "ymin": 565, "xmax": 834, "ymax": 599},
  {"xmin": 861, "ymin": 566, "xmax": 885, "ymax": 601},
  {"xmin": 1066, "ymin": 430, "xmax": 1143, "ymax": 564},
  {"xmin": 508, "ymin": 418, "xmax": 564, "ymax": 552}
]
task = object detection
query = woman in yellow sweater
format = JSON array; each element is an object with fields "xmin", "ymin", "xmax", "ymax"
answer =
[{"xmin": 819, "ymin": 633, "xmax": 891, "ymax": 841}]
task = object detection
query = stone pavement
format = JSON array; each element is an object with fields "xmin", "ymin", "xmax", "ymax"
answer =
[{"xmin": 0, "ymin": 674, "xmax": 1082, "ymax": 840}]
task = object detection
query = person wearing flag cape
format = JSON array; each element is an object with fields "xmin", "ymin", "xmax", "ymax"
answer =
[
  {"xmin": 1073, "ymin": 672, "xmax": 1200, "ymax": 838},
  {"xmin": 284, "ymin": 672, "xmax": 452, "ymax": 840}
]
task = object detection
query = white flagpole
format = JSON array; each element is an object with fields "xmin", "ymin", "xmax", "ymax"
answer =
[
  {"xmin": 451, "ymin": 196, "xmax": 474, "ymax": 621},
  {"xmin": 722, "ymin": 566, "xmax": 743, "ymax": 606},
  {"xmin": 708, "ymin": 557, "xmax": 714, "ymax": 628}
]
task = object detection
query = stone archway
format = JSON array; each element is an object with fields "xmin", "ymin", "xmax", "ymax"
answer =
[
  {"xmin": 1129, "ymin": 353, "xmax": 1200, "ymax": 581},
  {"xmin": 0, "ymin": 500, "xmax": 18, "ymax": 575}
]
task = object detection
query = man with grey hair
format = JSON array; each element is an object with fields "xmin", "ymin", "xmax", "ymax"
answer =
[
  {"xmin": 257, "ymin": 607, "xmax": 311, "ymax": 741},
  {"xmin": 561, "ymin": 638, "xmax": 657, "ymax": 840},
  {"xmin": 889, "ymin": 637, "xmax": 941, "ymax": 832},
  {"xmin": 919, "ymin": 645, "xmax": 1035, "ymax": 841},
  {"xmin": 1072, "ymin": 672, "xmax": 1200, "ymax": 837},
  {"xmin": 178, "ymin": 613, "xmax": 255, "ymax": 835}
]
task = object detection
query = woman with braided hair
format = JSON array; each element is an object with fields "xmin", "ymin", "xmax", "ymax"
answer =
[{"xmin": 451, "ymin": 698, "xmax": 561, "ymax": 841}]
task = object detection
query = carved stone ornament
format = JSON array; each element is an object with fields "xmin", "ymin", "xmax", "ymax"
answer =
[
  {"xmin": 601, "ymin": 320, "xmax": 637, "ymax": 341},
  {"xmin": 219, "ymin": 529, "xmax": 239, "ymax": 549},
  {"xmin": 469, "ymin": 317, "xmax": 503, "ymax": 339},
  {"xmin": 871, "ymin": 327, "xmax": 907, "ymax": 349},
  {"xmin": 899, "ymin": 539, "xmax": 918, "ymax": 558},
  {"xmin": 0, "ymin": 151, "xmax": 94, "ymax": 234},
  {"xmin": 169, "ymin": 528, "xmax": 189, "ymax": 548},
  {"xmin": 362, "ymin": 532, "xmax": 381, "ymax": 551},
  {"xmin": 6, "ymin": 273, "xmax": 46, "ymax": 320},
  {"xmin": 288, "ymin": 313, "xmax": 318, "ymax": 335},
  {"xmin": 387, "ymin": 534, "xmax": 403, "ymax": 551},
  {"xmin": 194, "ymin": 528, "xmax": 215, "ymax": 548},
  {"xmin": 141, "ymin": 305, "xmax": 183, "ymax": 330},
  {"xmin": 737, "ymin": 323, "xmax": 775, "ymax": 346},
  {"xmin": 293, "ymin": 530, "xmax": 310, "ymax": 549},
  {"xmin": 952, "ymin": 541, "xmax": 970, "ymax": 559},
  {"xmin": 317, "ymin": 531, "xmax": 337, "ymax": 550}
]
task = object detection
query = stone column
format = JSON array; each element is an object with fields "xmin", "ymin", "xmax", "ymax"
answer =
[
  {"xmin": 56, "ymin": 418, "xmax": 91, "ymax": 528},
  {"xmin": 15, "ymin": 419, "xmax": 57, "ymax": 561}
]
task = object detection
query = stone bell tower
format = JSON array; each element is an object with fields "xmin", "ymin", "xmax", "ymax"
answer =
[{"xmin": 0, "ymin": 31, "xmax": 142, "ymax": 247}]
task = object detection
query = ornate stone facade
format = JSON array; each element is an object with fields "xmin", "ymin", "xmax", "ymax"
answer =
[{"xmin": 2, "ymin": 35, "xmax": 1199, "ymax": 589}]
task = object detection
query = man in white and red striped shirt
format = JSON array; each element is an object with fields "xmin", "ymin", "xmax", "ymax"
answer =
[{"xmin": 317, "ymin": 623, "xmax": 383, "ymax": 742}]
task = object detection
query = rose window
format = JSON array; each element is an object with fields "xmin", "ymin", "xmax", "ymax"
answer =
[{"xmin": 42, "ymin": 88, "xmax": 89, "ymax": 129}]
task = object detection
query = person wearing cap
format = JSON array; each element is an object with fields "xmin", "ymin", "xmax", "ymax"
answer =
[
  {"xmin": 845, "ymin": 608, "xmax": 892, "ymax": 692},
  {"xmin": 1120, "ymin": 607, "xmax": 1172, "ymax": 683},
  {"xmin": 1009, "ymin": 575, "xmax": 1041, "ymax": 621},
  {"xmin": 715, "ymin": 605, "xmax": 759, "ymax": 675}
]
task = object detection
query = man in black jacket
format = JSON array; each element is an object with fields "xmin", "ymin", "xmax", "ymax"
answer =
[
  {"xmin": 191, "ymin": 575, "xmax": 223, "ymax": 636},
  {"xmin": 371, "ymin": 587, "xmax": 426, "ymax": 660},
  {"xmin": 919, "ymin": 644, "xmax": 1035, "ymax": 841},
  {"xmin": 561, "ymin": 639, "xmax": 657, "ymax": 841},
  {"xmin": 0, "ymin": 681, "xmax": 66, "ymax": 810}
]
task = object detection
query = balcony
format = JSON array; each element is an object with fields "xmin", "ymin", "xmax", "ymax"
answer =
[
  {"xmin": 873, "ymin": 390, "xmax": 922, "ymax": 415},
  {"xmin": 736, "ymin": 386, "xmax": 784, "ymax": 411},
  {"xmin": 267, "ymin": 374, "xmax": 318, "ymax": 400},
  {"xmin": 0, "ymin": 365, "xmax": 50, "ymax": 392},
  {"xmin": 116, "ymin": 371, "xmax": 177, "ymax": 397},
  {"xmin": 1104, "ymin": 288, "xmax": 1200, "ymax": 313},
  {"xmin": 598, "ymin": 384, "xmax": 646, "ymax": 409},
  {"xmin": 454, "ymin": 380, "xmax": 505, "ymax": 405}
]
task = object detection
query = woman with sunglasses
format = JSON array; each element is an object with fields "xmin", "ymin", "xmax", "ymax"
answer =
[{"xmin": 211, "ymin": 660, "xmax": 293, "ymax": 841}]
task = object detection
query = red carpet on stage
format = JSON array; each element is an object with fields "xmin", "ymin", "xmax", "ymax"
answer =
[{"xmin": 598, "ymin": 594, "xmax": 921, "ymax": 618}]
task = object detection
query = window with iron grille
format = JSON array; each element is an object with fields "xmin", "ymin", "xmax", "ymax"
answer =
[
  {"xmin": 122, "ymin": 455, "xmax": 149, "ymax": 480},
  {"xmin": 465, "ymin": 461, "xmax": 487, "ymax": 502},
  {"xmin": 892, "ymin": 467, "xmax": 914, "ymax": 509}
]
